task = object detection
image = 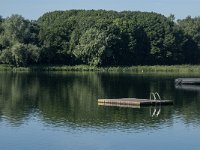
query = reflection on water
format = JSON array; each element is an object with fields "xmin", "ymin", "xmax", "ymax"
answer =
[
  {"xmin": 0, "ymin": 72, "xmax": 200, "ymax": 149},
  {"xmin": 0, "ymin": 72, "xmax": 172, "ymax": 127},
  {"xmin": 175, "ymin": 84, "xmax": 200, "ymax": 91},
  {"xmin": 0, "ymin": 72, "xmax": 200, "ymax": 128}
]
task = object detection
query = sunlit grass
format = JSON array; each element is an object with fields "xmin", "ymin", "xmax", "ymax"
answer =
[{"xmin": 0, "ymin": 64, "xmax": 200, "ymax": 74}]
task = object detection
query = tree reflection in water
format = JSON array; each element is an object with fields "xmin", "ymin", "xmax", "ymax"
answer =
[{"xmin": 0, "ymin": 72, "xmax": 200, "ymax": 129}]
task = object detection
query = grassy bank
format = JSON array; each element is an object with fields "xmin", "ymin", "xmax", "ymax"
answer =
[{"xmin": 0, "ymin": 64, "xmax": 200, "ymax": 73}]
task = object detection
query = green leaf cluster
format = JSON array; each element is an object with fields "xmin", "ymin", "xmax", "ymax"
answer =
[{"xmin": 0, "ymin": 10, "xmax": 200, "ymax": 66}]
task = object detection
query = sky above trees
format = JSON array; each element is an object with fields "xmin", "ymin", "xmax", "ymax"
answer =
[{"xmin": 0, "ymin": 0, "xmax": 199, "ymax": 20}]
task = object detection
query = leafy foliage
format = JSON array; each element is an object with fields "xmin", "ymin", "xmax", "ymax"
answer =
[
  {"xmin": 0, "ymin": 10, "xmax": 200, "ymax": 66},
  {"xmin": 0, "ymin": 15, "xmax": 41, "ymax": 66}
]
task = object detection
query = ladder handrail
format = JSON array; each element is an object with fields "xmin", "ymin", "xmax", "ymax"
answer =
[
  {"xmin": 150, "ymin": 92, "xmax": 161, "ymax": 101},
  {"xmin": 155, "ymin": 92, "xmax": 161, "ymax": 100},
  {"xmin": 149, "ymin": 92, "xmax": 161, "ymax": 117},
  {"xmin": 150, "ymin": 92, "xmax": 156, "ymax": 101}
]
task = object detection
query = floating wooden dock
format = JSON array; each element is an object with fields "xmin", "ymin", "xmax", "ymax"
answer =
[
  {"xmin": 175, "ymin": 78, "xmax": 200, "ymax": 85},
  {"xmin": 98, "ymin": 98, "xmax": 173, "ymax": 108}
]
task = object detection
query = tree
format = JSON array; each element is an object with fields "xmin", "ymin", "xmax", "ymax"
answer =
[
  {"xmin": 73, "ymin": 28, "xmax": 107, "ymax": 66},
  {"xmin": 0, "ymin": 10, "xmax": 200, "ymax": 66},
  {"xmin": 0, "ymin": 15, "xmax": 41, "ymax": 66}
]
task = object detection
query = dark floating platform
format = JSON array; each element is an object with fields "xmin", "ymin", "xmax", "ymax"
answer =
[
  {"xmin": 175, "ymin": 78, "xmax": 200, "ymax": 85},
  {"xmin": 98, "ymin": 98, "xmax": 173, "ymax": 108}
]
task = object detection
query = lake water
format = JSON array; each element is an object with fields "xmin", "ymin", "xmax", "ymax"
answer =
[{"xmin": 0, "ymin": 72, "xmax": 200, "ymax": 150}]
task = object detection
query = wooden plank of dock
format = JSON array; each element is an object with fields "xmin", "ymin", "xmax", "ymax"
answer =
[
  {"xmin": 98, "ymin": 102, "xmax": 141, "ymax": 108},
  {"xmin": 98, "ymin": 98, "xmax": 173, "ymax": 107},
  {"xmin": 175, "ymin": 78, "xmax": 200, "ymax": 85}
]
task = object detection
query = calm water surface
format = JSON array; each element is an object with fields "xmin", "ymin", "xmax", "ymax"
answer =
[{"xmin": 0, "ymin": 72, "xmax": 200, "ymax": 150}]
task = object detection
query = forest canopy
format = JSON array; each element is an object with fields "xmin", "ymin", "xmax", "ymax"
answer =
[{"xmin": 0, "ymin": 10, "xmax": 200, "ymax": 66}]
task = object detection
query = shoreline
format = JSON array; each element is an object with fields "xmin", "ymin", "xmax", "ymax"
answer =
[{"xmin": 0, "ymin": 64, "xmax": 200, "ymax": 73}]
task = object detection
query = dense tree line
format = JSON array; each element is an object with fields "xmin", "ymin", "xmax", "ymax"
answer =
[{"xmin": 0, "ymin": 10, "xmax": 200, "ymax": 66}]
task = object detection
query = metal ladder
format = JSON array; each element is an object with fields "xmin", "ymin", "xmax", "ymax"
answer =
[{"xmin": 149, "ymin": 92, "xmax": 161, "ymax": 117}]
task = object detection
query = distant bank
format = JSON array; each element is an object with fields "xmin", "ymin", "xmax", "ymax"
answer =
[{"xmin": 1, "ymin": 65, "xmax": 200, "ymax": 73}]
